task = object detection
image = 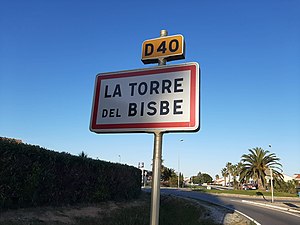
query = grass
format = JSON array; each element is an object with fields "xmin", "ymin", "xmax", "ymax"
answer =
[
  {"xmin": 158, "ymin": 196, "xmax": 218, "ymax": 225},
  {"xmin": 192, "ymin": 186, "xmax": 298, "ymax": 197},
  {"xmin": 87, "ymin": 194, "xmax": 219, "ymax": 225},
  {"xmin": 0, "ymin": 193, "xmax": 221, "ymax": 225}
]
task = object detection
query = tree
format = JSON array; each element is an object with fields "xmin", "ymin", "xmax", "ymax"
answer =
[
  {"xmin": 240, "ymin": 147, "xmax": 283, "ymax": 189},
  {"xmin": 234, "ymin": 162, "xmax": 244, "ymax": 189},
  {"xmin": 161, "ymin": 165, "xmax": 175, "ymax": 182},
  {"xmin": 226, "ymin": 162, "xmax": 233, "ymax": 186},
  {"xmin": 274, "ymin": 179, "xmax": 298, "ymax": 194},
  {"xmin": 231, "ymin": 163, "xmax": 243, "ymax": 189},
  {"xmin": 231, "ymin": 164, "xmax": 238, "ymax": 188},
  {"xmin": 78, "ymin": 151, "xmax": 88, "ymax": 158},
  {"xmin": 199, "ymin": 173, "xmax": 213, "ymax": 184},
  {"xmin": 192, "ymin": 172, "xmax": 213, "ymax": 184},
  {"xmin": 170, "ymin": 172, "xmax": 183, "ymax": 187},
  {"xmin": 221, "ymin": 168, "xmax": 228, "ymax": 186}
]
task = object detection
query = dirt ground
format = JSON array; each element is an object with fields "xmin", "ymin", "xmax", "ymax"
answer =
[
  {"xmin": 0, "ymin": 200, "xmax": 140, "ymax": 224},
  {"xmin": 0, "ymin": 195, "xmax": 252, "ymax": 225}
]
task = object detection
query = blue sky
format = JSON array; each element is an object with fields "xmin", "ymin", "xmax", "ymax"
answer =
[{"xmin": 1, "ymin": 0, "xmax": 299, "ymax": 178}]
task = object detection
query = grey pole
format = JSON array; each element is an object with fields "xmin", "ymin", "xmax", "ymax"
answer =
[
  {"xmin": 149, "ymin": 29, "xmax": 168, "ymax": 225},
  {"xmin": 150, "ymin": 131, "xmax": 163, "ymax": 225},
  {"xmin": 177, "ymin": 155, "xmax": 180, "ymax": 189},
  {"xmin": 270, "ymin": 167, "xmax": 274, "ymax": 203},
  {"xmin": 268, "ymin": 145, "xmax": 274, "ymax": 203},
  {"xmin": 178, "ymin": 139, "xmax": 183, "ymax": 188},
  {"xmin": 158, "ymin": 30, "xmax": 168, "ymax": 66}
]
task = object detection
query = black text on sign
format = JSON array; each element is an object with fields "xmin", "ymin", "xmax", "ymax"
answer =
[
  {"xmin": 141, "ymin": 35, "xmax": 185, "ymax": 64},
  {"xmin": 90, "ymin": 63, "xmax": 200, "ymax": 133}
]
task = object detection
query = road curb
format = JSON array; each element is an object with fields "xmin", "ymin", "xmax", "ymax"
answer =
[
  {"xmin": 207, "ymin": 200, "xmax": 261, "ymax": 225},
  {"xmin": 161, "ymin": 191, "xmax": 262, "ymax": 225}
]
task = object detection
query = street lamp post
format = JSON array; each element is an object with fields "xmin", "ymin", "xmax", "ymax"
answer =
[
  {"xmin": 268, "ymin": 144, "xmax": 274, "ymax": 203},
  {"xmin": 270, "ymin": 167, "xmax": 274, "ymax": 203},
  {"xmin": 178, "ymin": 139, "xmax": 183, "ymax": 189}
]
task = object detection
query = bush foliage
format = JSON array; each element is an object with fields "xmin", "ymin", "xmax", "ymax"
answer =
[{"xmin": 0, "ymin": 138, "xmax": 141, "ymax": 209}]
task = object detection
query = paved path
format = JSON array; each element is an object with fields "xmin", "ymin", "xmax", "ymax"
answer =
[{"xmin": 159, "ymin": 188, "xmax": 300, "ymax": 225}]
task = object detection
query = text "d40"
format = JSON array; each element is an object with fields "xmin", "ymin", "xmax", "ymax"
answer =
[{"xmin": 141, "ymin": 34, "xmax": 185, "ymax": 64}]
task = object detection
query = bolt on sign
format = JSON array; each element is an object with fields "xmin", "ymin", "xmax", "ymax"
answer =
[
  {"xmin": 141, "ymin": 34, "xmax": 185, "ymax": 64},
  {"xmin": 90, "ymin": 62, "xmax": 200, "ymax": 133}
]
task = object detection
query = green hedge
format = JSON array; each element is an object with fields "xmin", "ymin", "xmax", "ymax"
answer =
[{"xmin": 0, "ymin": 138, "xmax": 141, "ymax": 209}]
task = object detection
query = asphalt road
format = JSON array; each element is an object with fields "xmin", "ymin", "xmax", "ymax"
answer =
[{"xmin": 159, "ymin": 188, "xmax": 300, "ymax": 225}]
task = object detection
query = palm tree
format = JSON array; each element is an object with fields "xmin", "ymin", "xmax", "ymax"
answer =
[
  {"xmin": 226, "ymin": 162, "xmax": 233, "ymax": 186},
  {"xmin": 236, "ymin": 162, "xmax": 244, "ymax": 189},
  {"xmin": 240, "ymin": 147, "xmax": 283, "ymax": 189},
  {"xmin": 231, "ymin": 164, "xmax": 238, "ymax": 188},
  {"xmin": 78, "ymin": 151, "xmax": 88, "ymax": 158},
  {"xmin": 221, "ymin": 168, "xmax": 228, "ymax": 186}
]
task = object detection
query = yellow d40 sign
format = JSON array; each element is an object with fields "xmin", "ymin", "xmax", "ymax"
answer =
[{"xmin": 141, "ymin": 34, "xmax": 185, "ymax": 64}]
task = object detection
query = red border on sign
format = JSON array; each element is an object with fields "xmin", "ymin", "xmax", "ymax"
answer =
[{"xmin": 91, "ymin": 64, "xmax": 198, "ymax": 131}]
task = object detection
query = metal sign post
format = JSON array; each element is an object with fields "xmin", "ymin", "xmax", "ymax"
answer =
[
  {"xmin": 150, "ymin": 131, "xmax": 163, "ymax": 225},
  {"xmin": 149, "ymin": 30, "xmax": 167, "ymax": 225},
  {"xmin": 90, "ymin": 29, "xmax": 200, "ymax": 225}
]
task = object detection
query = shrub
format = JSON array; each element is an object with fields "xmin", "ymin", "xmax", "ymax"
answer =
[
  {"xmin": 0, "ymin": 137, "xmax": 141, "ymax": 209},
  {"xmin": 274, "ymin": 180, "xmax": 297, "ymax": 194}
]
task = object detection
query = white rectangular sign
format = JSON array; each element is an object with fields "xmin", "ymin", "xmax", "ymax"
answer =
[{"xmin": 90, "ymin": 62, "xmax": 200, "ymax": 133}]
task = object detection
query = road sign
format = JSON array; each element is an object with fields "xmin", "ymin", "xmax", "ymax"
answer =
[
  {"xmin": 90, "ymin": 62, "xmax": 200, "ymax": 133},
  {"xmin": 141, "ymin": 34, "xmax": 185, "ymax": 64}
]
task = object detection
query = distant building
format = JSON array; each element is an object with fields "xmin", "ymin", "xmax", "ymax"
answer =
[
  {"xmin": 294, "ymin": 174, "xmax": 300, "ymax": 181},
  {"xmin": 184, "ymin": 177, "xmax": 191, "ymax": 185},
  {"xmin": 282, "ymin": 174, "xmax": 294, "ymax": 182},
  {"xmin": 214, "ymin": 177, "xmax": 225, "ymax": 186}
]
